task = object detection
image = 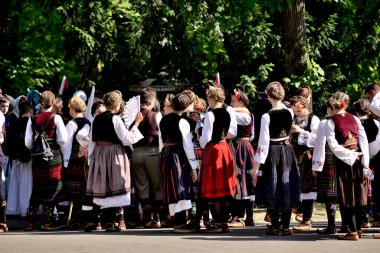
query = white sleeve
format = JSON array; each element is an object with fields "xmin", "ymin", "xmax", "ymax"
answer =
[
  {"xmin": 325, "ymin": 118, "xmax": 359, "ymax": 166},
  {"xmin": 0, "ymin": 112, "xmax": 4, "ymax": 144},
  {"xmin": 179, "ymin": 118, "xmax": 197, "ymax": 170},
  {"xmin": 254, "ymin": 113, "xmax": 270, "ymax": 164},
  {"xmin": 235, "ymin": 112, "xmax": 251, "ymax": 126},
  {"xmin": 76, "ymin": 124, "xmax": 91, "ymax": 147},
  {"xmin": 298, "ymin": 115, "xmax": 320, "ymax": 148},
  {"xmin": 88, "ymin": 126, "xmax": 95, "ymax": 161},
  {"xmin": 226, "ymin": 106, "xmax": 237, "ymax": 139},
  {"xmin": 55, "ymin": 114, "xmax": 68, "ymax": 147},
  {"xmin": 25, "ymin": 117, "xmax": 33, "ymax": 149},
  {"xmin": 355, "ymin": 116, "xmax": 369, "ymax": 166},
  {"xmin": 156, "ymin": 112, "xmax": 163, "ymax": 152},
  {"xmin": 113, "ymin": 115, "xmax": 144, "ymax": 145},
  {"xmin": 312, "ymin": 120, "xmax": 327, "ymax": 172},
  {"xmin": 369, "ymin": 119, "xmax": 380, "ymax": 158},
  {"xmin": 62, "ymin": 120, "xmax": 77, "ymax": 168},
  {"xmin": 199, "ymin": 111, "xmax": 214, "ymax": 149},
  {"xmin": 250, "ymin": 113, "xmax": 255, "ymax": 142}
]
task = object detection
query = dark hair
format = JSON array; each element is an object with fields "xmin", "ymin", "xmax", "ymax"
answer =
[
  {"xmin": 205, "ymin": 81, "xmax": 224, "ymax": 91},
  {"xmin": 19, "ymin": 101, "xmax": 32, "ymax": 116},
  {"xmin": 364, "ymin": 82, "xmax": 380, "ymax": 94},
  {"xmin": 353, "ymin": 98, "xmax": 370, "ymax": 116},
  {"xmin": 172, "ymin": 92, "xmax": 193, "ymax": 111},
  {"xmin": 140, "ymin": 87, "xmax": 156, "ymax": 106},
  {"xmin": 233, "ymin": 89, "xmax": 249, "ymax": 106},
  {"xmin": 91, "ymin": 101, "xmax": 105, "ymax": 116}
]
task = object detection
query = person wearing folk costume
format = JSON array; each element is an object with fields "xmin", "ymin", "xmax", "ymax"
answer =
[
  {"xmin": 365, "ymin": 83, "xmax": 380, "ymax": 227},
  {"xmin": 159, "ymin": 92, "xmax": 198, "ymax": 233},
  {"xmin": 253, "ymin": 81, "xmax": 301, "ymax": 236},
  {"xmin": 24, "ymin": 91, "xmax": 68, "ymax": 231},
  {"xmin": 324, "ymin": 92, "xmax": 370, "ymax": 240},
  {"xmin": 289, "ymin": 95, "xmax": 320, "ymax": 231},
  {"xmin": 0, "ymin": 110, "xmax": 7, "ymax": 232},
  {"xmin": 6, "ymin": 101, "xmax": 33, "ymax": 218},
  {"xmin": 131, "ymin": 87, "xmax": 165, "ymax": 228},
  {"xmin": 199, "ymin": 85, "xmax": 237, "ymax": 233},
  {"xmin": 229, "ymin": 88, "xmax": 256, "ymax": 227},
  {"xmin": 352, "ymin": 98, "xmax": 373, "ymax": 229},
  {"xmin": 365, "ymin": 83, "xmax": 380, "ymax": 238},
  {"xmin": 87, "ymin": 90, "xmax": 143, "ymax": 232},
  {"xmin": 312, "ymin": 100, "xmax": 339, "ymax": 234},
  {"xmin": 61, "ymin": 96, "xmax": 91, "ymax": 228}
]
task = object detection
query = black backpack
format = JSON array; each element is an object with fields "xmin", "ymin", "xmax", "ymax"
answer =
[{"xmin": 30, "ymin": 114, "xmax": 55, "ymax": 161}]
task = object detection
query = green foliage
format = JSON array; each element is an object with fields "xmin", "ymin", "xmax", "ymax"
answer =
[{"xmin": 0, "ymin": 0, "xmax": 378, "ymax": 115}]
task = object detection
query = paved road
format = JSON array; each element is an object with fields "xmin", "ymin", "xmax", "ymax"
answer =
[{"xmin": 1, "ymin": 222, "xmax": 379, "ymax": 253}]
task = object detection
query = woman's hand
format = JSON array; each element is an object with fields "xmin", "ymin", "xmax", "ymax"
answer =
[
  {"xmin": 134, "ymin": 112, "xmax": 144, "ymax": 126},
  {"xmin": 291, "ymin": 125, "xmax": 302, "ymax": 133}
]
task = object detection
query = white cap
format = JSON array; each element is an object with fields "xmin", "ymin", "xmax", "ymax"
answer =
[
  {"xmin": 369, "ymin": 92, "xmax": 380, "ymax": 117},
  {"xmin": 73, "ymin": 90, "xmax": 87, "ymax": 102}
]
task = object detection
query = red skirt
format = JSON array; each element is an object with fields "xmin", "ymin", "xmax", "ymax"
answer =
[{"xmin": 200, "ymin": 141, "xmax": 237, "ymax": 198}]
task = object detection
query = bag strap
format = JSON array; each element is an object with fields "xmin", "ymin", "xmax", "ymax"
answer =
[{"xmin": 37, "ymin": 113, "xmax": 55, "ymax": 135}]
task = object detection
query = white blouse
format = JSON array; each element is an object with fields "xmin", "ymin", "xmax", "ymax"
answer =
[
  {"xmin": 254, "ymin": 107, "xmax": 293, "ymax": 164},
  {"xmin": 295, "ymin": 115, "xmax": 320, "ymax": 148},
  {"xmin": 88, "ymin": 115, "xmax": 143, "ymax": 158},
  {"xmin": 179, "ymin": 118, "xmax": 198, "ymax": 170},
  {"xmin": 62, "ymin": 119, "xmax": 91, "ymax": 168},
  {"xmin": 368, "ymin": 118, "xmax": 380, "ymax": 159},
  {"xmin": 311, "ymin": 119, "xmax": 328, "ymax": 172},
  {"xmin": 0, "ymin": 111, "xmax": 4, "ymax": 144},
  {"xmin": 25, "ymin": 114, "xmax": 68, "ymax": 149},
  {"xmin": 324, "ymin": 115, "xmax": 369, "ymax": 166},
  {"xmin": 199, "ymin": 107, "xmax": 237, "ymax": 149}
]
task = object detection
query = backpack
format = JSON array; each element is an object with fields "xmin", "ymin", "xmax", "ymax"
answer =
[{"xmin": 30, "ymin": 114, "xmax": 55, "ymax": 161}]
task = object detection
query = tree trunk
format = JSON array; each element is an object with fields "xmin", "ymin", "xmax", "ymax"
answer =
[{"xmin": 283, "ymin": 0, "xmax": 309, "ymax": 76}]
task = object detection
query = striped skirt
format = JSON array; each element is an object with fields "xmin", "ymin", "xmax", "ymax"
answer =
[
  {"xmin": 316, "ymin": 145, "xmax": 337, "ymax": 203},
  {"xmin": 63, "ymin": 155, "xmax": 88, "ymax": 202},
  {"xmin": 30, "ymin": 149, "xmax": 63, "ymax": 203},
  {"xmin": 200, "ymin": 141, "xmax": 237, "ymax": 199},
  {"xmin": 232, "ymin": 139, "xmax": 256, "ymax": 199},
  {"xmin": 255, "ymin": 143, "xmax": 301, "ymax": 210},
  {"xmin": 87, "ymin": 144, "xmax": 131, "ymax": 199},
  {"xmin": 160, "ymin": 144, "xmax": 192, "ymax": 204}
]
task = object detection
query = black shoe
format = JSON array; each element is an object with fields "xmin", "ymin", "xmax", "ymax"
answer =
[
  {"xmin": 316, "ymin": 226, "xmax": 337, "ymax": 234},
  {"xmin": 339, "ymin": 226, "xmax": 350, "ymax": 233}
]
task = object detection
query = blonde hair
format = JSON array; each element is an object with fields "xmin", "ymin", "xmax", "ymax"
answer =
[
  {"xmin": 207, "ymin": 86, "xmax": 225, "ymax": 103},
  {"xmin": 69, "ymin": 96, "xmax": 86, "ymax": 113},
  {"xmin": 40, "ymin": 91, "xmax": 55, "ymax": 109},
  {"xmin": 328, "ymin": 91, "xmax": 350, "ymax": 110},
  {"xmin": 266, "ymin": 81, "xmax": 285, "ymax": 100},
  {"xmin": 103, "ymin": 90, "xmax": 123, "ymax": 112}
]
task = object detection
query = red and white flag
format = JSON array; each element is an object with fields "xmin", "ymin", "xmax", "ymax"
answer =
[
  {"xmin": 59, "ymin": 76, "xmax": 69, "ymax": 95},
  {"xmin": 214, "ymin": 72, "xmax": 220, "ymax": 84}
]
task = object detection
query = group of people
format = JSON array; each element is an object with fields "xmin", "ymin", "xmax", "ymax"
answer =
[{"xmin": 0, "ymin": 81, "xmax": 379, "ymax": 241}]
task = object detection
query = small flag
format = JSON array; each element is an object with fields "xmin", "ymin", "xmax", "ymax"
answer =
[
  {"xmin": 215, "ymin": 72, "xmax": 220, "ymax": 84},
  {"xmin": 59, "ymin": 76, "xmax": 69, "ymax": 95}
]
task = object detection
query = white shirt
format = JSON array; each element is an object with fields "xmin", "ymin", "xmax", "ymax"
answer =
[
  {"xmin": 254, "ymin": 107, "xmax": 293, "ymax": 164},
  {"xmin": 199, "ymin": 107, "xmax": 237, "ymax": 149},
  {"xmin": 0, "ymin": 111, "xmax": 4, "ymax": 144},
  {"xmin": 62, "ymin": 119, "xmax": 91, "ymax": 167},
  {"xmin": 88, "ymin": 115, "xmax": 143, "ymax": 158},
  {"xmin": 312, "ymin": 119, "xmax": 328, "ymax": 172},
  {"xmin": 179, "ymin": 118, "xmax": 197, "ymax": 170},
  {"xmin": 324, "ymin": 115, "xmax": 369, "ymax": 166},
  {"xmin": 368, "ymin": 118, "xmax": 380, "ymax": 158},
  {"xmin": 25, "ymin": 114, "xmax": 68, "ymax": 149},
  {"xmin": 295, "ymin": 115, "xmax": 320, "ymax": 148}
]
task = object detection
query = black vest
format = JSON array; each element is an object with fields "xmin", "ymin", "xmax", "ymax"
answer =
[
  {"xmin": 268, "ymin": 109, "xmax": 292, "ymax": 139},
  {"xmin": 71, "ymin": 117, "xmax": 91, "ymax": 158},
  {"xmin": 363, "ymin": 118, "xmax": 379, "ymax": 143},
  {"xmin": 160, "ymin": 113, "xmax": 183, "ymax": 144},
  {"xmin": 211, "ymin": 108, "xmax": 230, "ymax": 142},
  {"xmin": 92, "ymin": 111, "xmax": 122, "ymax": 144}
]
